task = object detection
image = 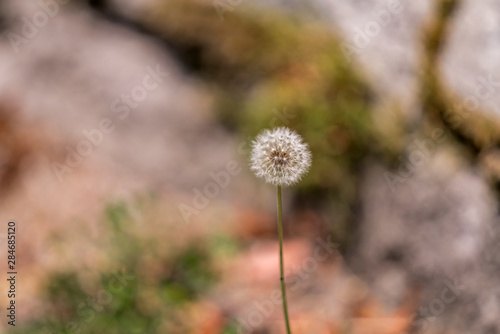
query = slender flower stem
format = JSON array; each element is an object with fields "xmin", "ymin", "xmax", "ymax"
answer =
[{"xmin": 277, "ymin": 185, "xmax": 292, "ymax": 334}]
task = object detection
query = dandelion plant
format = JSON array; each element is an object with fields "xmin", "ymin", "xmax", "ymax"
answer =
[{"xmin": 250, "ymin": 127, "xmax": 312, "ymax": 334}]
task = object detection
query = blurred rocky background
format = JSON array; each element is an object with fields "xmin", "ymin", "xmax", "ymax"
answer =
[{"xmin": 0, "ymin": 0, "xmax": 499, "ymax": 333}]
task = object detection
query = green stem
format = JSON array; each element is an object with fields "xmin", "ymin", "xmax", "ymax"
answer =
[{"xmin": 277, "ymin": 185, "xmax": 292, "ymax": 334}]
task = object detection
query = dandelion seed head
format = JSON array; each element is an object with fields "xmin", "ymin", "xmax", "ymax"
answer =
[{"xmin": 250, "ymin": 127, "xmax": 312, "ymax": 186}]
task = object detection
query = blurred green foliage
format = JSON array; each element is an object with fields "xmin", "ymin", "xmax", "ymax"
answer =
[{"xmin": 14, "ymin": 203, "xmax": 239, "ymax": 334}]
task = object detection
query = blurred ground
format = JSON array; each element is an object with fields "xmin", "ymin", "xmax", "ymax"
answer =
[{"xmin": 0, "ymin": 0, "xmax": 499, "ymax": 333}]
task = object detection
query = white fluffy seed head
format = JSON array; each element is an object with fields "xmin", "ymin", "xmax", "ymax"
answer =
[{"xmin": 250, "ymin": 127, "xmax": 312, "ymax": 186}]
